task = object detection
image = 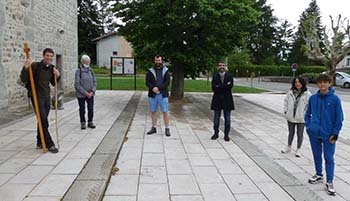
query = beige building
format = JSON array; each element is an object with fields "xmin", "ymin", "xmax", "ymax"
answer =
[{"xmin": 93, "ymin": 31, "xmax": 133, "ymax": 68}]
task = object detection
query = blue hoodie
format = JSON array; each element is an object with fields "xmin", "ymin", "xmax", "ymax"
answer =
[{"xmin": 305, "ymin": 87, "xmax": 343, "ymax": 139}]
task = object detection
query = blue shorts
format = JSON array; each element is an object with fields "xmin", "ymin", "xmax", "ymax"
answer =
[{"xmin": 148, "ymin": 94, "xmax": 168, "ymax": 112}]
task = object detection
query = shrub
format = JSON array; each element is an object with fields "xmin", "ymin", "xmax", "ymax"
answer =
[
  {"xmin": 229, "ymin": 65, "xmax": 326, "ymax": 77},
  {"xmin": 301, "ymin": 73, "xmax": 318, "ymax": 83}
]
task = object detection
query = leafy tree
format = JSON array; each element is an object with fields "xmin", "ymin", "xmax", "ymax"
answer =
[
  {"xmin": 275, "ymin": 20, "xmax": 294, "ymax": 64},
  {"xmin": 113, "ymin": 0, "xmax": 259, "ymax": 99},
  {"xmin": 78, "ymin": 0, "xmax": 114, "ymax": 63},
  {"xmin": 248, "ymin": 0, "xmax": 277, "ymax": 65},
  {"xmin": 303, "ymin": 14, "xmax": 350, "ymax": 79},
  {"xmin": 289, "ymin": 0, "xmax": 324, "ymax": 65}
]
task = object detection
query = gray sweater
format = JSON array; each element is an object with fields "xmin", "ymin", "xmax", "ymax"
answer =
[{"xmin": 74, "ymin": 65, "xmax": 97, "ymax": 98}]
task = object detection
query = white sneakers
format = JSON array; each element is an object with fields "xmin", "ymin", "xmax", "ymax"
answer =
[
  {"xmin": 281, "ymin": 147, "xmax": 301, "ymax": 157},
  {"xmin": 281, "ymin": 146, "xmax": 291, "ymax": 153}
]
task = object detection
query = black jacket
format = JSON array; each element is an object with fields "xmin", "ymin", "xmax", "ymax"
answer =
[
  {"xmin": 146, "ymin": 66, "xmax": 170, "ymax": 98},
  {"xmin": 20, "ymin": 60, "xmax": 59, "ymax": 98},
  {"xmin": 210, "ymin": 72, "xmax": 235, "ymax": 111}
]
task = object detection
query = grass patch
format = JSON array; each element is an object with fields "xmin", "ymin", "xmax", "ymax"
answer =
[{"xmin": 96, "ymin": 76, "xmax": 267, "ymax": 93}]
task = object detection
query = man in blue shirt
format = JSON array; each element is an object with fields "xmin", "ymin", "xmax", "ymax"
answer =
[{"xmin": 145, "ymin": 55, "xmax": 171, "ymax": 136}]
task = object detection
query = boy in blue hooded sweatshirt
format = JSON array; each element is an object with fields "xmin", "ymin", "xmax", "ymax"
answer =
[{"xmin": 305, "ymin": 74, "xmax": 343, "ymax": 196}]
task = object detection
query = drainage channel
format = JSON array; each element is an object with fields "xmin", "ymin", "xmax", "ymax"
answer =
[{"xmin": 62, "ymin": 91, "xmax": 141, "ymax": 201}]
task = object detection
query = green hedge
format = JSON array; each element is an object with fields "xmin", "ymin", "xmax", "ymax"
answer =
[
  {"xmin": 91, "ymin": 66, "xmax": 148, "ymax": 75},
  {"xmin": 92, "ymin": 66, "xmax": 110, "ymax": 74},
  {"xmin": 229, "ymin": 65, "xmax": 326, "ymax": 77}
]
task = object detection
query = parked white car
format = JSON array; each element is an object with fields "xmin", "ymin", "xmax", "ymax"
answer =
[{"xmin": 335, "ymin": 72, "xmax": 350, "ymax": 88}]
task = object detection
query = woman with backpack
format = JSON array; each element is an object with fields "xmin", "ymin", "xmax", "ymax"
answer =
[
  {"xmin": 75, "ymin": 55, "xmax": 97, "ymax": 129},
  {"xmin": 281, "ymin": 76, "xmax": 311, "ymax": 157}
]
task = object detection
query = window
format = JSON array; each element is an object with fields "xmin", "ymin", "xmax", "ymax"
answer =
[
  {"xmin": 113, "ymin": 51, "xmax": 118, "ymax": 56},
  {"xmin": 346, "ymin": 58, "xmax": 350, "ymax": 67}
]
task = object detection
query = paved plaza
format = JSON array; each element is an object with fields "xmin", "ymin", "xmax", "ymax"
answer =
[{"xmin": 0, "ymin": 90, "xmax": 350, "ymax": 201}]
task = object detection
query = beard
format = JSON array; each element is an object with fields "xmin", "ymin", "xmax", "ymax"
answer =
[{"xmin": 155, "ymin": 63, "xmax": 162, "ymax": 67}]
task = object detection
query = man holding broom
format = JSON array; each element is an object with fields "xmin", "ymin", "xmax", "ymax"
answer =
[{"xmin": 20, "ymin": 48, "xmax": 60, "ymax": 153}]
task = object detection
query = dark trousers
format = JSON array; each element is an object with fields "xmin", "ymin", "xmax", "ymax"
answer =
[
  {"xmin": 287, "ymin": 121, "xmax": 304, "ymax": 149},
  {"xmin": 213, "ymin": 110, "xmax": 231, "ymax": 135},
  {"xmin": 31, "ymin": 97, "xmax": 55, "ymax": 147},
  {"xmin": 78, "ymin": 96, "xmax": 94, "ymax": 123}
]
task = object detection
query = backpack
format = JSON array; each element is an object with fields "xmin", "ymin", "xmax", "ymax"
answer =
[{"xmin": 78, "ymin": 65, "xmax": 95, "ymax": 80}]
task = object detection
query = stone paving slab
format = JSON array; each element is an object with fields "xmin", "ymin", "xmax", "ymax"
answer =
[
  {"xmin": 102, "ymin": 92, "xmax": 307, "ymax": 201},
  {"xmin": 2, "ymin": 91, "xmax": 350, "ymax": 200},
  {"xmin": 0, "ymin": 91, "xmax": 135, "ymax": 201},
  {"xmin": 63, "ymin": 91, "xmax": 141, "ymax": 201}
]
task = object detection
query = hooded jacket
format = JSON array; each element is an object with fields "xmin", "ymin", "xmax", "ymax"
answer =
[
  {"xmin": 74, "ymin": 64, "xmax": 96, "ymax": 98},
  {"xmin": 146, "ymin": 66, "xmax": 170, "ymax": 98},
  {"xmin": 305, "ymin": 87, "xmax": 343, "ymax": 139},
  {"xmin": 284, "ymin": 90, "xmax": 311, "ymax": 123}
]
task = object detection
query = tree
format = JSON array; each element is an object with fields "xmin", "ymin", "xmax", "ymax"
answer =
[
  {"xmin": 275, "ymin": 20, "xmax": 294, "ymax": 64},
  {"xmin": 248, "ymin": 0, "xmax": 278, "ymax": 65},
  {"xmin": 78, "ymin": 0, "xmax": 114, "ymax": 63},
  {"xmin": 303, "ymin": 14, "xmax": 350, "ymax": 78},
  {"xmin": 289, "ymin": 0, "xmax": 324, "ymax": 65},
  {"xmin": 113, "ymin": 0, "xmax": 259, "ymax": 99}
]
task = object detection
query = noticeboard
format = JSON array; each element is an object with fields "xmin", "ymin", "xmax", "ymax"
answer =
[
  {"xmin": 110, "ymin": 57, "xmax": 135, "ymax": 75},
  {"xmin": 111, "ymin": 57, "xmax": 123, "ymax": 74},
  {"xmin": 124, "ymin": 58, "xmax": 135, "ymax": 75}
]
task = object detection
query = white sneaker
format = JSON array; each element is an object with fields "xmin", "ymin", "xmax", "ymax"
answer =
[
  {"xmin": 326, "ymin": 182, "xmax": 336, "ymax": 196},
  {"xmin": 308, "ymin": 174, "xmax": 323, "ymax": 184},
  {"xmin": 281, "ymin": 147, "xmax": 291, "ymax": 154},
  {"xmin": 295, "ymin": 149, "xmax": 301, "ymax": 157}
]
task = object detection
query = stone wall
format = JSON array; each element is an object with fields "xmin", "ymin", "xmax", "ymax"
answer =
[{"xmin": 0, "ymin": 0, "xmax": 78, "ymax": 110}]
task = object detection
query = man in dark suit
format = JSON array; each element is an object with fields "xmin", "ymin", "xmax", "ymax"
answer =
[{"xmin": 210, "ymin": 61, "xmax": 235, "ymax": 141}]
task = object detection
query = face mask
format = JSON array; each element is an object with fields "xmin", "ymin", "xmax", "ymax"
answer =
[{"xmin": 83, "ymin": 64, "xmax": 89, "ymax": 68}]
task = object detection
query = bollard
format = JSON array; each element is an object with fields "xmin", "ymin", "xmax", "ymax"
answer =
[{"xmin": 250, "ymin": 72, "xmax": 255, "ymax": 88}]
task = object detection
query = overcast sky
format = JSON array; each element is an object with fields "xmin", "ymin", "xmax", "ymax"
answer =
[{"xmin": 266, "ymin": 0, "xmax": 350, "ymax": 29}]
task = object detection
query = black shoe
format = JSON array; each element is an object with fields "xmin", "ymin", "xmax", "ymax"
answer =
[
  {"xmin": 48, "ymin": 146, "xmax": 59, "ymax": 154},
  {"xmin": 81, "ymin": 122, "xmax": 86, "ymax": 130},
  {"xmin": 211, "ymin": 133, "xmax": 219, "ymax": 140},
  {"xmin": 36, "ymin": 144, "xmax": 42, "ymax": 149},
  {"xmin": 224, "ymin": 135, "xmax": 230, "ymax": 142},
  {"xmin": 88, "ymin": 122, "xmax": 96, "ymax": 129},
  {"xmin": 165, "ymin": 128, "xmax": 171, "ymax": 137},
  {"xmin": 147, "ymin": 127, "xmax": 157, "ymax": 135}
]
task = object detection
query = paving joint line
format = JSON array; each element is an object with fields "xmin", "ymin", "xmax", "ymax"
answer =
[
  {"xmin": 61, "ymin": 91, "xmax": 141, "ymax": 201},
  {"xmin": 188, "ymin": 94, "xmax": 323, "ymax": 201}
]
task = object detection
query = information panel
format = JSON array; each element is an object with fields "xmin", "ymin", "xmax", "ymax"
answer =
[
  {"xmin": 124, "ymin": 58, "xmax": 135, "ymax": 75},
  {"xmin": 111, "ymin": 57, "xmax": 123, "ymax": 74}
]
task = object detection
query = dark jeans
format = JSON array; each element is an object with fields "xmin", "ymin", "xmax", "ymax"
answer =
[
  {"xmin": 31, "ymin": 97, "xmax": 55, "ymax": 147},
  {"xmin": 78, "ymin": 96, "xmax": 94, "ymax": 123},
  {"xmin": 213, "ymin": 110, "xmax": 231, "ymax": 135},
  {"xmin": 287, "ymin": 121, "xmax": 305, "ymax": 149}
]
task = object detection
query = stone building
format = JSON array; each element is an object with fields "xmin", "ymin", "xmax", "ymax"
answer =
[
  {"xmin": 92, "ymin": 31, "xmax": 133, "ymax": 68},
  {"xmin": 0, "ymin": 0, "xmax": 78, "ymax": 110}
]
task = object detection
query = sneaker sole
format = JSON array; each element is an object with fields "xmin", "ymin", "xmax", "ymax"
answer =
[
  {"xmin": 308, "ymin": 179, "xmax": 323, "ymax": 184},
  {"xmin": 327, "ymin": 192, "xmax": 336, "ymax": 196}
]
